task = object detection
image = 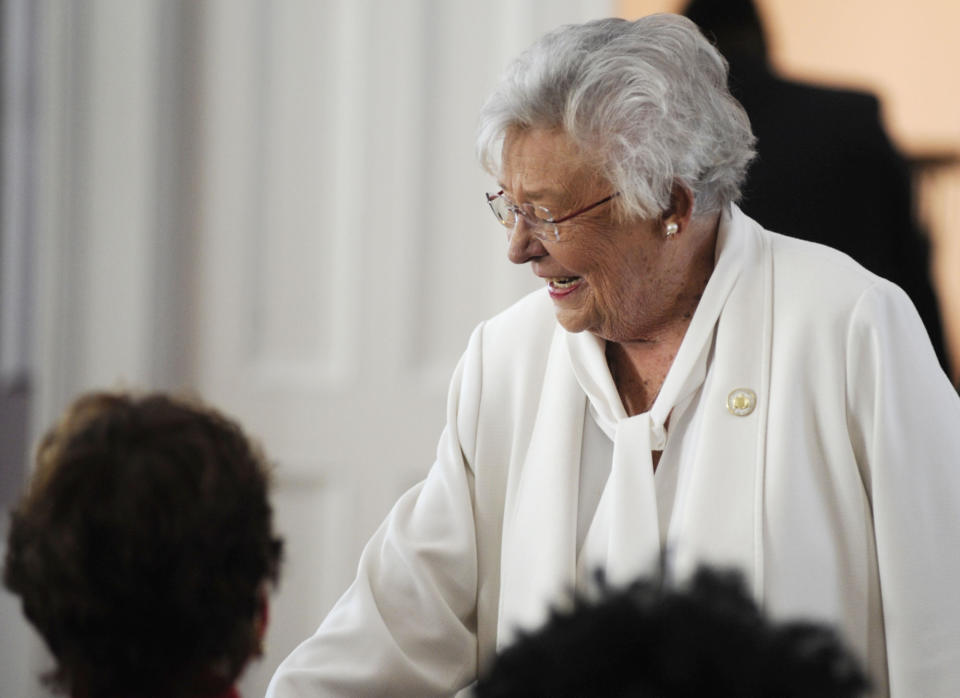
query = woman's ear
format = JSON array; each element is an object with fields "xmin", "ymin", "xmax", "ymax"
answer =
[
  {"xmin": 670, "ymin": 183, "xmax": 695, "ymax": 224},
  {"xmin": 662, "ymin": 183, "xmax": 695, "ymax": 235},
  {"xmin": 665, "ymin": 182, "xmax": 693, "ymax": 226}
]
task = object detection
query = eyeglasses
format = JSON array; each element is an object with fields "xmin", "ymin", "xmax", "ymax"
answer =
[{"xmin": 484, "ymin": 190, "xmax": 620, "ymax": 242}]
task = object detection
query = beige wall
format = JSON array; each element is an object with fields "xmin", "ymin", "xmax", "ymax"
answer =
[
  {"xmin": 620, "ymin": 0, "xmax": 960, "ymax": 382},
  {"xmin": 618, "ymin": 0, "xmax": 960, "ymax": 152}
]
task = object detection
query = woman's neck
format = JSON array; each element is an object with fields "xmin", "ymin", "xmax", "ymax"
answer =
[
  {"xmin": 606, "ymin": 212, "xmax": 719, "ymax": 416},
  {"xmin": 210, "ymin": 687, "xmax": 240, "ymax": 698},
  {"xmin": 606, "ymin": 337, "xmax": 680, "ymax": 416}
]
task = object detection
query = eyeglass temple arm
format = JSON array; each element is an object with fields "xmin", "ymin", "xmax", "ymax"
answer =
[{"xmin": 549, "ymin": 192, "xmax": 620, "ymax": 224}]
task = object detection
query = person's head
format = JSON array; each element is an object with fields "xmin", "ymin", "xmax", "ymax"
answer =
[
  {"xmin": 475, "ymin": 567, "xmax": 869, "ymax": 697},
  {"xmin": 3, "ymin": 392, "xmax": 283, "ymax": 698},
  {"xmin": 477, "ymin": 15, "xmax": 755, "ymax": 341},
  {"xmin": 478, "ymin": 14, "xmax": 754, "ymax": 223},
  {"xmin": 683, "ymin": 0, "xmax": 770, "ymax": 66}
]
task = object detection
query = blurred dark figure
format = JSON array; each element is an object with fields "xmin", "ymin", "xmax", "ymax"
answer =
[
  {"xmin": 3, "ymin": 392, "xmax": 283, "ymax": 698},
  {"xmin": 685, "ymin": 0, "xmax": 948, "ymax": 370},
  {"xmin": 475, "ymin": 567, "xmax": 869, "ymax": 697}
]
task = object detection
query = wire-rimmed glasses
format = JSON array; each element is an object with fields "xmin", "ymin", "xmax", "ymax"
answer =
[{"xmin": 485, "ymin": 190, "xmax": 620, "ymax": 242}]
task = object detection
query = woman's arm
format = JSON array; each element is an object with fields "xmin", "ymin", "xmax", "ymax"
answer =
[
  {"xmin": 266, "ymin": 325, "xmax": 488, "ymax": 697},
  {"xmin": 846, "ymin": 281, "xmax": 960, "ymax": 696}
]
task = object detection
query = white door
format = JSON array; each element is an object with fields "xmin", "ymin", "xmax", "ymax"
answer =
[{"xmin": 193, "ymin": 2, "xmax": 611, "ymax": 695}]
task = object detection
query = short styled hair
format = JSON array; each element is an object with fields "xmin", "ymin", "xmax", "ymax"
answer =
[
  {"xmin": 476, "ymin": 567, "xmax": 869, "ymax": 697},
  {"xmin": 477, "ymin": 14, "xmax": 756, "ymax": 219},
  {"xmin": 4, "ymin": 392, "xmax": 283, "ymax": 698}
]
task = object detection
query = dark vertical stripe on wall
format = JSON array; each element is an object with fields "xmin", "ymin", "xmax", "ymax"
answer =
[
  {"xmin": 0, "ymin": 0, "xmax": 38, "ymax": 505},
  {"xmin": 150, "ymin": 0, "xmax": 204, "ymax": 390},
  {"xmin": 55, "ymin": 0, "xmax": 92, "ymax": 408}
]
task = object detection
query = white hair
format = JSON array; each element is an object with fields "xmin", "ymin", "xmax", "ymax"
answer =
[{"xmin": 477, "ymin": 14, "xmax": 756, "ymax": 219}]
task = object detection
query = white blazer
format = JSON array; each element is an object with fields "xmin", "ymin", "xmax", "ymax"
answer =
[{"xmin": 268, "ymin": 206, "xmax": 960, "ymax": 697}]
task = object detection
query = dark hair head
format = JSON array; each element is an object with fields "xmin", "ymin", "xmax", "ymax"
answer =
[
  {"xmin": 683, "ymin": 0, "xmax": 770, "ymax": 64},
  {"xmin": 4, "ymin": 392, "xmax": 283, "ymax": 698},
  {"xmin": 476, "ymin": 567, "xmax": 869, "ymax": 697}
]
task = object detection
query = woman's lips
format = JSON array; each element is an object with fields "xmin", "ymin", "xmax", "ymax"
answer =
[{"xmin": 547, "ymin": 276, "xmax": 583, "ymax": 298}]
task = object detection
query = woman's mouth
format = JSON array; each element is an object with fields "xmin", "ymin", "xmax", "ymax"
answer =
[{"xmin": 547, "ymin": 276, "xmax": 583, "ymax": 298}]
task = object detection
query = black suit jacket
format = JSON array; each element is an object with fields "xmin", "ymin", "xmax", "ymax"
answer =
[{"xmin": 729, "ymin": 59, "xmax": 946, "ymax": 367}]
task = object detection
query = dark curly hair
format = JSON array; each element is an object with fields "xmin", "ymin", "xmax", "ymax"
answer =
[
  {"xmin": 3, "ymin": 392, "xmax": 283, "ymax": 698},
  {"xmin": 476, "ymin": 566, "xmax": 869, "ymax": 697}
]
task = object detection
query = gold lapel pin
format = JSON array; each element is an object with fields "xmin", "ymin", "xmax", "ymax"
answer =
[{"xmin": 726, "ymin": 388, "xmax": 757, "ymax": 417}]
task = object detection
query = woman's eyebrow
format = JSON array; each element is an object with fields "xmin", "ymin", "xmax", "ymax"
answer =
[{"xmin": 497, "ymin": 184, "xmax": 564, "ymax": 202}]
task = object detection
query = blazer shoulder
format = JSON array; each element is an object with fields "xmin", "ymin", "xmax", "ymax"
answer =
[
  {"xmin": 481, "ymin": 288, "xmax": 556, "ymax": 351},
  {"xmin": 767, "ymin": 230, "xmax": 888, "ymax": 315},
  {"xmin": 463, "ymin": 289, "xmax": 560, "ymax": 421}
]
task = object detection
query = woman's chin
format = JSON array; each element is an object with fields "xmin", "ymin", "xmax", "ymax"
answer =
[{"xmin": 553, "ymin": 307, "xmax": 593, "ymax": 335}]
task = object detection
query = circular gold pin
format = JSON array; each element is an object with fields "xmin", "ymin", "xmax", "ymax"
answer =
[{"xmin": 726, "ymin": 388, "xmax": 757, "ymax": 416}]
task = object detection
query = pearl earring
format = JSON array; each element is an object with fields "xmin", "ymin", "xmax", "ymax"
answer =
[{"xmin": 665, "ymin": 221, "xmax": 679, "ymax": 236}]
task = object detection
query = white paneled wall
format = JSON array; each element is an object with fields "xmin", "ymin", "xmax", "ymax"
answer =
[
  {"xmin": 2, "ymin": 1, "xmax": 613, "ymax": 697},
  {"xmin": 196, "ymin": 2, "xmax": 614, "ymax": 693}
]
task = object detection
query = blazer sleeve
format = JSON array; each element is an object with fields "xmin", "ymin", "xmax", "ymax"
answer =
[
  {"xmin": 845, "ymin": 280, "xmax": 960, "ymax": 696},
  {"xmin": 266, "ymin": 324, "xmax": 487, "ymax": 697}
]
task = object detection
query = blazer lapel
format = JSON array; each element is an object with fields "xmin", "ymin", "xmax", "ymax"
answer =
[{"xmin": 669, "ymin": 211, "xmax": 773, "ymax": 598}]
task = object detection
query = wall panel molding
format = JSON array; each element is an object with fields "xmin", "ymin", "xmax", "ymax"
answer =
[{"xmin": 17, "ymin": 3, "xmax": 615, "ymax": 698}]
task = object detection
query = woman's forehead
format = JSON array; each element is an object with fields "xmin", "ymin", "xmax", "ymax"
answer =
[{"xmin": 500, "ymin": 128, "xmax": 602, "ymax": 200}]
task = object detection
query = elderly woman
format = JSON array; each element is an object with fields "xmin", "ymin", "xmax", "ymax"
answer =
[{"xmin": 268, "ymin": 15, "xmax": 960, "ymax": 697}]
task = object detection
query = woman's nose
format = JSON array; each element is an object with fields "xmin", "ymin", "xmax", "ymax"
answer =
[{"xmin": 507, "ymin": 217, "xmax": 547, "ymax": 264}]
